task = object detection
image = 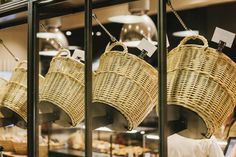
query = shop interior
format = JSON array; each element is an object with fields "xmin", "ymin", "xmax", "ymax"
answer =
[{"xmin": 0, "ymin": 0, "xmax": 236, "ymax": 156}]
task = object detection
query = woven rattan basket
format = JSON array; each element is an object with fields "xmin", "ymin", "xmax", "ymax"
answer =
[
  {"xmin": 93, "ymin": 42, "xmax": 158, "ymax": 130},
  {"xmin": 167, "ymin": 35, "xmax": 236, "ymax": 138},
  {"xmin": 39, "ymin": 49, "xmax": 85, "ymax": 127},
  {"xmin": 0, "ymin": 61, "xmax": 44, "ymax": 128}
]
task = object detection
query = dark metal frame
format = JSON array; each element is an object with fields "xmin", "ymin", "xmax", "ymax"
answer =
[{"xmin": 0, "ymin": 0, "xmax": 167, "ymax": 157}]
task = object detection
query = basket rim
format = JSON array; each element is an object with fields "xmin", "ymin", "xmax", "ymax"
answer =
[
  {"xmin": 52, "ymin": 55, "xmax": 84, "ymax": 67},
  {"xmin": 168, "ymin": 44, "xmax": 236, "ymax": 69},
  {"xmin": 101, "ymin": 51, "xmax": 158, "ymax": 76}
]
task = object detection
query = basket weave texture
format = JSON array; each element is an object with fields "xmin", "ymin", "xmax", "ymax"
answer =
[
  {"xmin": 0, "ymin": 61, "xmax": 44, "ymax": 123},
  {"xmin": 13, "ymin": 142, "xmax": 48, "ymax": 156},
  {"xmin": 93, "ymin": 42, "xmax": 158, "ymax": 130},
  {"xmin": 39, "ymin": 49, "xmax": 85, "ymax": 126},
  {"xmin": 167, "ymin": 35, "xmax": 236, "ymax": 137}
]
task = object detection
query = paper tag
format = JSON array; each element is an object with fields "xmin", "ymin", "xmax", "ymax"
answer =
[
  {"xmin": 72, "ymin": 49, "xmax": 85, "ymax": 61},
  {"xmin": 137, "ymin": 38, "xmax": 157, "ymax": 57},
  {"xmin": 211, "ymin": 27, "xmax": 235, "ymax": 48},
  {"xmin": 128, "ymin": 152, "xmax": 134, "ymax": 157}
]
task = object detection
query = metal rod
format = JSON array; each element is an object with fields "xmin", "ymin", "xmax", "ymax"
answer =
[
  {"xmin": 92, "ymin": 13, "xmax": 118, "ymax": 42},
  {"xmin": 0, "ymin": 39, "xmax": 19, "ymax": 62},
  {"xmin": 85, "ymin": 0, "xmax": 93, "ymax": 157},
  {"xmin": 157, "ymin": 0, "xmax": 168, "ymax": 157},
  {"xmin": 27, "ymin": 1, "xmax": 39, "ymax": 157}
]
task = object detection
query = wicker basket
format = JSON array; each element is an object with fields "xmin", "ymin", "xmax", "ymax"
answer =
[
  {"xmin": 167, "ymin": 35, "xmax": 236, "ymax": 138},
  {"xmin": 93, "ymin": 42, "xmax": 158, "ymax": 130},
  {"xmin": 0, "ymin": 139, "xmax": 13, "ymax": 151},
  {"xmin": 0, "ymin": 61, "xmax": 44, "ymax": 128},
  {"xmin": 39, "ymin": 49, "xmax": 85, "ymax": 127}
]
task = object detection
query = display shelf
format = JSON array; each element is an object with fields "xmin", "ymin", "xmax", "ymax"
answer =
[
  {"xmin": 0, "ymin": 0, "xmax": 135, "ymax": 29},
  {"xmin": 49, "ymin": 149, "xmax": 123, "ymax": 157}
]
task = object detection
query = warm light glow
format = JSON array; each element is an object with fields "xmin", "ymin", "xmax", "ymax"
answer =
[
  {"xmin": 126, "ymin": 130, "xmax": 138, "ymax": 134},
  {"xmin": 39, "ymin": 0, "xmax": 54, "ymax": 4},
  {"xmin": 123, "ymin": 40, "xmax": 157, "ymax": 47},
  {"xmin": 66, "ymin": 31, "xmax": 72, "ymax": 36},
  {"xmin": 39, "ymin": 50, "xmax": 67, "ymax": 56},
  {"xmin": 108, "ymin": 15, "xmax": 144, "ymax": 24},
  {"xmin": 173, "ymin": 30, "xmax": 199, "ymax": 37},
  {"xmin": 146, "ymin": 135, "xmax": 160, "ymax": 140},
  {"xmin": 37, "ymin": 32, "xmax": 57, "ymax": 39},
  {"xmin": 95, "ymin": 127, "xmax": 112, "ymax": 132}
]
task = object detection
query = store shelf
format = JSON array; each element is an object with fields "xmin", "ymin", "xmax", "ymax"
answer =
[
  {"xmin": 0, "ymin": 0, "xmax": 134, "ymax": 29},
  {"xmin": 49, "ymin": 149, "xmax": 123, "ymax": 157}
]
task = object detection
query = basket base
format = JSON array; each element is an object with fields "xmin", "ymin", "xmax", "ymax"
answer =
[
  {"xmin": 39, "ymin": 101, "xmax": 72, "ymax": 127},
  {"xmin": 0, "ymin": 107, "xmax": 27, "ymax": 129},
  {"xmin": 92, "ymin": 102, "xmax": 129, "ymax": 131},
  {"xmin": 168, "ymin": 105, "xmax": 208, "ymax": 139}
]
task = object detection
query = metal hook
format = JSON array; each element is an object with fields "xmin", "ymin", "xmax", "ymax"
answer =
[
  {"xmin": 92, "ymin": 13, "xmax": 118, "ymax": 43},
  {"xmin": 0, "ymin": 39, "xmax": 19, "ymax": 62}
]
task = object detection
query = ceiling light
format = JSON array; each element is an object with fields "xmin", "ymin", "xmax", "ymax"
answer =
[
  {"xmin": 37, "ymin": 32, "xmax": 57, "ymax": 39},
  {"xmin": 39, "ymin": 50, "xmax": 68, "ymax": 56},
  {"xmin": 95, "ymin": 127, "xmax": 112, "ymax": 132},
  {"xmin": 108, "ymin": 15, "xmax": 144, "ymax": 24},
  {"xmin": 66, "ymin": 31, "xmax": 72, "ymax": 36},
  {"xmin": 146, "ymin": 134, "xmax": 160, "ymax": 140},
  {"xmin": 173, "ymin": 30, "xmax": 199, "ymax": 37},
  {"xmin": 120, "ymin": 15, "xmax": 157, "ymax": 47},
  {"xmin": 96, "ymin": 31, "xmax": 102, "ymax": 36},
  {"xmin": 39, "ymin": 0, "xmax": 54, "ymax": 4},
  {"xmin": 126, "ymin": 130, "xmax": 138, "ymax": 134}
]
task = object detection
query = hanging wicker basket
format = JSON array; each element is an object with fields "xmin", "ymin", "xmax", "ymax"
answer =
[
  {"xmin": 0, "ymin": 77, "xmax": 7, "ymax": 89},
  {"xmin": 39, "ymin": 49, "xmax": 85, "ymax": 127},
  {"xmin": 93, "ymin": 42, "xmax": 158, "ymax": 130},
  {"xmin": 167, "ymin": 35, "xmax": 236, "ymax": 138},
  {"xmin": 0, "ymin": 61, "xmax": 44, "ymax": 128}
]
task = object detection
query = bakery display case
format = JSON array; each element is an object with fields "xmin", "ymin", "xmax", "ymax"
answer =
[{"xmin": 1, "ymin": 0, "xmax": 236, "ymax": 157}]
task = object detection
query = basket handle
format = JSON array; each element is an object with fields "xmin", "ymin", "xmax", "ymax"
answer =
[
  {"xmin": 178, "ymin": 35, "xmax": 209, "ymax": 48},
  {"xmin": 55, "ymin": 49, "xmax": 71, "ymax": 58},
  {"xmin": 16, "ymin": 61, "xmax": 27, "ymax": 69},
  {"xmin": 105, "ymin": 42, "xmax": 128, "ymax": 53}
]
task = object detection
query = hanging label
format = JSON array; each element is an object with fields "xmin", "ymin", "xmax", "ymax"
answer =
[
  {"xmin": 211, "ymin": 27, "xmax": 235, "ymax": 48},
  {"xmin": 137, "ymin": 38, "xmax": 157, "ymax": 57},
  {"xmin": 73, "ymin": 49, "xmax": 85, "ymax": 61}
]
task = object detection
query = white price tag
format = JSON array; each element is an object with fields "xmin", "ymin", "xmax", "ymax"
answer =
[
  {"xmin": 72, "ymin": 49, "xmax": 85, "ymax": 61},
  {"xmin": 128, "ymin": 152, "xmax": 134, "ymax": 157},
  {"xmin": 211, "ymin": 27, "xmax": 235, "ymax": 48},
  {"xmin": 137, "ymin": 38, "xmax": 157, "ymax": 57}
]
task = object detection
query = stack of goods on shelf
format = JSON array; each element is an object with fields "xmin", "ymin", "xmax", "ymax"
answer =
[
  {"xmin": 93, "ymin": 42, "xmax": 158, "ymax": 131},
  {"xmin": 167, "ymin": 35, "xmax": 236, "ymax": 138},
  {"xmin": 67, "ymin": 130, "xmax": 151, "ymax": 156},
  {"xmin": 39, "ymin": 49, "xmax": 86, "ymax": 127},
  {"xmin": 0, "ymin": 61, "xmax": 44, "ymax": 129},
  {"xmin": 0, "ymin": 127, "xmax": 14, "ymax": 152}
]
